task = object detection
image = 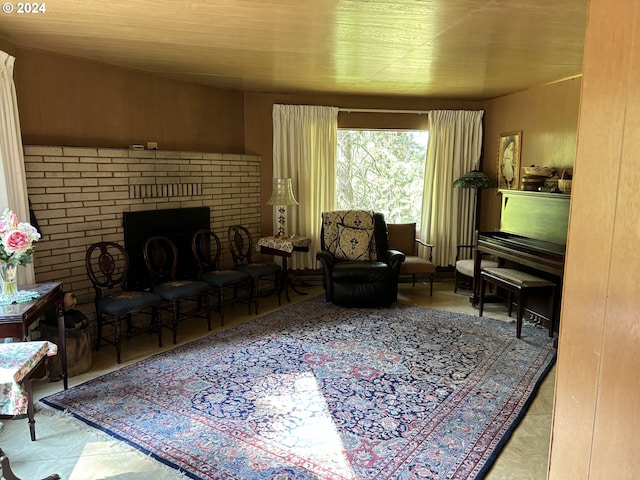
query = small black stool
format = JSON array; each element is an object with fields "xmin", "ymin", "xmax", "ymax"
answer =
[{"xmin": 479, "ymin": 267, "xmax": 556, "ymax": 338}]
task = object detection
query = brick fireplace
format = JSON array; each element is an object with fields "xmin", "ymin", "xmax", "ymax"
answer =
[{"xmin": 23, "ymin": 146, "xmax": 263, "ymax": 313}]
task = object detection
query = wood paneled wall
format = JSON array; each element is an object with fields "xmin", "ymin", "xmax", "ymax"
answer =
[
  {"xmin": 14, "ymin": 48, "xmax": 246, "ymax": 153},
  {"xmin": 480, "ymin": 79, "xmax": 581, "ymax": 232},
  {"xmin": 548, "ymin": 0, "xmax": 640, "ymax": 478},
  {"xmin": 13, "ymin": 48, "xmax": 582, "ymax": 244}
]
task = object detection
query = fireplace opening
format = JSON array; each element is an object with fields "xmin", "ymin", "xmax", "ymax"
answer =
[{"xmin": 123, "ymin": 207, "xmax": 211, "ymax": 290}]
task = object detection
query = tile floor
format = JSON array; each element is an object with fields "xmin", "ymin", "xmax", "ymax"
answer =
[{"xmin": 0, "ymin": 279, "xmax": 554, "ymax": 479}]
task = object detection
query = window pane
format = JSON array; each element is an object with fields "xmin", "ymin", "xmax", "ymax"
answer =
[{"xmin": 337, "ymin": 130, "xmax": 428, "ymax": 228}]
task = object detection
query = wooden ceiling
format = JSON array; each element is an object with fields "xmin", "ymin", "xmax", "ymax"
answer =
[{"xmin": 0, "ymin": 0, "xmax": 587, "ymax": 100}]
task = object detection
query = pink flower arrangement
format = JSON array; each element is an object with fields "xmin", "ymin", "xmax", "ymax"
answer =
[{"xmin": 0, "ymin": 208, "xmax": 41, "ymax": 266}]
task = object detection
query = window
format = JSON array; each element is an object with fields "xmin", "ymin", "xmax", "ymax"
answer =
[{"xmin": 337, "ymin": 129, "xmax": 428, "ymax": 227}]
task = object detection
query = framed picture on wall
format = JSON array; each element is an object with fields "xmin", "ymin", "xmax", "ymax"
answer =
[{"xmin": 497, "ymin": 131, "xmax": 522, "ymax": 190}]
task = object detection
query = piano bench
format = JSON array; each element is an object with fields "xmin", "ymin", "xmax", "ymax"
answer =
[{"xmin": 479, "ymin": 267, "xmax": 556, "ymax": 339}]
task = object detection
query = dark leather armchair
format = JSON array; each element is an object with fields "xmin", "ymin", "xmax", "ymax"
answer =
[{"xmin": 316, "ymin": 210, "xmax": 405, "ymax": 307}]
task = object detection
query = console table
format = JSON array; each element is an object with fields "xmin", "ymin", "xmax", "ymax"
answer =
[{"xmin": 0, "ymin": 283, "xmax": 68, "ymax": 390}]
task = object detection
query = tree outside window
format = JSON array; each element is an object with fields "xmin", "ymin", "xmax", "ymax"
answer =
[{"xmin": 337, "ymin": 129, "xmax": 428, "ymax": 228}]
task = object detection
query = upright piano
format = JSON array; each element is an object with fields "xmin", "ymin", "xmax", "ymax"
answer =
[{"xmin": 472, "ymin": 190, "xmax": 571, "ymax": 327}]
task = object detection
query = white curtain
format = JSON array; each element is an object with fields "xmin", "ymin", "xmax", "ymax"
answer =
[
  {"xmin": 0, "ymin": 51, "xmax": 35, "ymax": 284},
  {"xmin": 420, "ymin": 110, "xmax": 484, "ymax": 266},
  {"xmin": 272, "ymin": 104, "xmax": 339, "ymax": 269}
]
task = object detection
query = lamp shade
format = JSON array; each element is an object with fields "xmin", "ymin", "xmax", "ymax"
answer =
[
  {"xmin": 267, "ymin": 178, "xmax": 299, "ymax": 206},
  {"xmin": 453, "ymin": 170, "xmax": 497, "ymax": 189}
]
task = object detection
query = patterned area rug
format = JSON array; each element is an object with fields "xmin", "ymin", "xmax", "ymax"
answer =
[{"xmin": 42, "ymin": 296, "xmax": 556, "ymax": 480}]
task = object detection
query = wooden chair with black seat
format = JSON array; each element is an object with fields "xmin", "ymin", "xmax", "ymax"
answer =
[
  {"xmin": 192, "ymin": 229, "xmax": 252, "ymax": 325},
  {"xmin": 387, "ymin": 223, "xmax": 436, "ymax": 296},
  {"xmin": 228, "ymin": 225, "xmax": 281, "ymax": 314},
  {"xmin": 85, "ymin": 241, "xmax": 163, "ymax": 364},
  {"xmin": 143, "ymin": 235, "xmax": 211, "ymax": 345}
]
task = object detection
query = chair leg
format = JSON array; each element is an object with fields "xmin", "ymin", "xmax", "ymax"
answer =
[
  {"xmin": 429, "ymin": 273, "xmax": 434, "ymax": 297},
  {"xmin": 245, "ymin": 282, "xmax": 252, "ymax": 315},
  {"xmin": 0, "ymin": 449, "xmax": 60, "ymax": 480},
  {"xmin": 95, "ymin": 311, "xmax": 103, "ymax": 351},
  {"xmin": 229, "ymin": 282, "xmax": 252, "ymax": 317},
  {"xmin": 126, "ymin": 313, "xmax": 134, "ymax": 338},
  {"xmin": 275, "ymin": 273, "xmax": 282, "ymax": 306},
  {"xmin": 154, "ymin": 306, "xmax": 162, "ymax": 348},
  {"xmin": 253, "ymin": 279, "xmax": 259, "ymax": 314},
  {"xmin": 172, "ymin": 302, "xmax": 179, "ymax": 344},
  {"xmin": 479, "ymin": 276, "xmax": 486, "ymax": 317},
  {"xmin": 251, "ymin": 274, "xmax": 281, "ymax": 314},
  {"xmin": 0, "ymin": 450, "xmax": 22, "ymax": 480},
  {"xmin": 516, "ymin": 292, "xmax": 525, "ymax": 339},
  {"xmin": 204, "ymin": 292, "xmax": 211, "ymax": 331},
  {"xmin": 218, "ymin": 287, "xmax": 225, "ymax": 326},
  {"xmin": 114, "ymin": 315, "xmax": 122, "ymax": 364}
]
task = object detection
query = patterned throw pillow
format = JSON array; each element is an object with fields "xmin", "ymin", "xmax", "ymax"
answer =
[
  {"xmin": 322, "ymin": 210, "xmax": 377, "ymax": 259},
  {"xmin": 334, "ymin": 224, "xmax": 374, "ymax": 261}
]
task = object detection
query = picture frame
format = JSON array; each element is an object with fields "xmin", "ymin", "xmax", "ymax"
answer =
[{"xmin": 497, "ymin": 131, "xmax": 522, "ymax": 190}]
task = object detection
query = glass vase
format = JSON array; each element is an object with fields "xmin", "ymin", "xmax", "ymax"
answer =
[{"xmin": 0, "ymin": 262, "xmax": 18, "ymax": 298}]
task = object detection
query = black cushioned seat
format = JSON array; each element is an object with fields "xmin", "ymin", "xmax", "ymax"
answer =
[
  {"xmin": 332, "ymin": 261, "xmax": 392, "ymax": 282},
  {"xmin": 97, "ymin": 292, "xmax": 161, "ymax": 316},
  {"xmin": 201, "ymin": 269, "xmax": 251, "ymax": 288},
  {"xmin": 151, "ymin": 281, "xmax": 209, "ymax": 302}
]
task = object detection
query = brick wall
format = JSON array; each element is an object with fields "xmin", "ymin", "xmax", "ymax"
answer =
[{"xmin": 23, "ymin": 146, "xmax": 262, "ymax": 307}]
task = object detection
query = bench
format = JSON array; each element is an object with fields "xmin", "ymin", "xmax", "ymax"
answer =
[{"xmin": 479, "ymin": 267, "xmax": 556, "ymax": 338}]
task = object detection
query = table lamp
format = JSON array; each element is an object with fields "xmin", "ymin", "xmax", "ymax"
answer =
[{"xmin": 267, "ymin": 178, "xmax": 299, "ymax": 238}]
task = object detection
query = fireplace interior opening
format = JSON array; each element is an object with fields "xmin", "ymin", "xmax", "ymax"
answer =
[{"xmin": 123, "ymin": 207, "xmax": 211, "ymax": 290}]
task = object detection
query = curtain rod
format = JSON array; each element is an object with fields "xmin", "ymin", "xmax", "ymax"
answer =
[{"xmin": 338, "ymin": 108, "xmax": 430, "ymax": 115}]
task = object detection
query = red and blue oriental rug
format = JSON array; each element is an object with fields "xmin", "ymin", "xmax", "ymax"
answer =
[{"xmin": 42, "ymin": 296, "xmax": 555, "ymax": 479}]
